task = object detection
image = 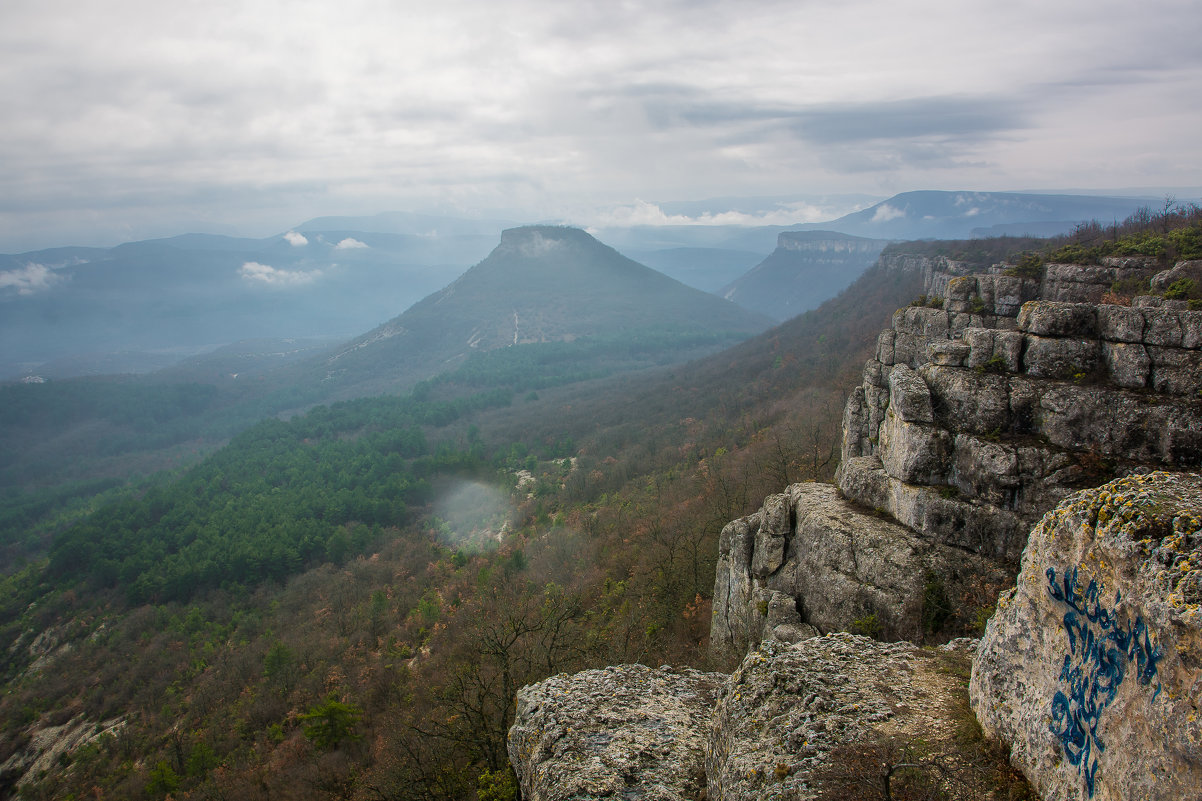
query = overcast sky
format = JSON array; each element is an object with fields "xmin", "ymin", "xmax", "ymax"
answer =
[{"xmin": 2, "ymin": 0, "xmax": 1200, "ymax": 250}]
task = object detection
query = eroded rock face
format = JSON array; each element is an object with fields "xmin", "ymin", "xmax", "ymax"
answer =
[
  {"xmin": 971, "ymin": 472, "xmax": 1202, "ymax": 801},
  {"xmin": 710, "ymin": 483, "xmax": 1008, "ymax": 664},
  {"xmin": 507, "ymin": 664, "xmax": 723, "ymax": 801},
  {"xmin": 0, "ymin": 716, "xmax": 124, "ymax": 794},
  {"xmin": 508, "ymin": 635, "xmax": 972, "ymax": 801},
  {"xmin": 840, "ymin": 292, "xmax": 1202, "ymax": 564}
]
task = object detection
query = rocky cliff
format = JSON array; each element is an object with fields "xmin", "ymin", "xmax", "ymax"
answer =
[
  {"xmin": 709, "ymin": 482, "xmax": 1009, "ymax": 663},
  {"xmin": 713, "ymin": 256, "xmax": 1202, "ymax": 658},
  {"xmin": 508, "ymin": 254, "xmax": 1202, "ymax": 799}
]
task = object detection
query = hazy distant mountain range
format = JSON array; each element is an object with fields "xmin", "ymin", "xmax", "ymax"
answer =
[
  {"xmin": 797, "ymin": 190, "xmax": 1152, "ymax": 239},
  {"xmin": 0, "ymin": 190, "xmax": 1171, "ymax": 379}
]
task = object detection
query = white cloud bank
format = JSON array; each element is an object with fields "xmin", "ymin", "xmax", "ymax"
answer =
[
  {"xmin": 584, "ymin": 199, "xmax": 855, "ymax": 229},
  {"xmin": 239, "ymin": 261, "xmax": 321, "ymax": 286},
  {"xmin": 0, "ymin": 263, "xmax": 61, "ymax": 295},
  {"xmin": 284, "ymin": 231, "xmax": 309, "ymax": 247},
  {"xmin": 334, "ymin": 237, "xmax": 369, "ymax": 249}
]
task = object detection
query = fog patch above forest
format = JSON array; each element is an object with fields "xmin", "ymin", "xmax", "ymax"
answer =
[{"xmin": 431, "ymin": 479, "xmax": 517, "ymax": 551}]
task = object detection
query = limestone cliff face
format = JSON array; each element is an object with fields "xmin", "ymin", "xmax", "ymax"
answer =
[
  {"xmin": 838, "ymin": 292, "xmax": 1202, "ymax": 563},
  {"xmin": 720, "ymin": 231, "xmax": 889, "ymax": 321},
  {"xmin": 841, "ymin": 257, "xmax": 1201, "ymax": 551},
  {"xmin": 709, "ymin": 482, "xmax": 1008, "ymax": 664},
  {"xmin": 972, "ymin": 472, "xmax": 1202, "ymax": 801},
  {"xmin": 714, "ymin": 257, "xmax": 1202, "ymax": 660}
]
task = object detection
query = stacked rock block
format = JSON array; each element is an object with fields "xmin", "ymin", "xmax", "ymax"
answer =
[{"xmin": 840, "ymin": 287, "xmax": 1202, "ymax": 565}]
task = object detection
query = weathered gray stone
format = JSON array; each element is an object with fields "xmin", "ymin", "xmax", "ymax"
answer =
[
  {"xmin": 837, "ymin": 456, "xmax": 1028, "ymax": 560},
  {"xmin": 1102, "ymin": 341, "xmax": 1150, "ymax": 388},
  {"xmin": 509, "ymin": 664, "xmax": 723, "ymax": 801},
  {"xmin": 979, "ymin": 274, "xmax": 1038, "ymax": 316},
  {"xmin": 1181, "ymin": 310, "xmax": 1202, "ymax": 349},
  {"xmin": 839, "ymin": 386, "xmax": 869, "ymax": 462},
  {"xmin": 712, "ymin": 482, "xmax": 1009, "ymax": 657},
  {"xmin": 1022, "ymin": 335, "xmax": 1099, "ymax": 380},
  {"xmin": 951, "ymin": 434, "xmax": 1018, "ymax": 505},
  {"xmin": 943, "ymin": 274, "xmax": 977, "ymax": 313},
  {"xmin": 708, "ymin": 636, "xmax": 968, "ymax": 801},
  {"xmin": 920, "ymin": 364, "xmax": 1010, "ymax": 434},
  {"xmin": 751, "ymin": 493, "xmax": 791, "ymax": 578},
  {"xmin": 1096, "ymin": 304, "xmax": 1145, "ymax": 343},
  {"xmin": 894, "ymin": 306, "xmax": 951, "ymax": 339},
  {"xmin": 963, "ymin": 327, "xmax": 1024, "ymax": 373},
  {"xmin": 1035, "ymin": 384, "xmax": 1167, "ymax": 460},
  {"xmin": 1018, "ymin": 301, "xmax": 1099, "ymax": 337},
  {"xmin": 886, "ymin": 364, "xmax": 933, "ymax": 423},
  {"xmin": 927, "ymin": 339, "xmax": 970, "ymax": 366},
  {"xmin": 876, "ymin": 329, "xmax": 897, "ymax": 365},
  {"xmin": 1143, "ymin": 308, "xmax": 1184, "ymax": 347},
  {"xmin": 971, "ymin": 472, "xmax": 1202, "ymax": 801},
  {"xmin": 879, "ymin": 409, "xmax": 951, "ymax": 485}
]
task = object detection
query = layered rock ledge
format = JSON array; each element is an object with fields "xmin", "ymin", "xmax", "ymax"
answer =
[{"xmin": 710, "ymin": 482, "xmax": 1008, "ymax": 663}]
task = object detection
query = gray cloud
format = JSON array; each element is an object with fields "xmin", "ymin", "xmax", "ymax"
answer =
[{"xmin": 1, "ymin": 0, "xmax": 1200, "ymax": 250}]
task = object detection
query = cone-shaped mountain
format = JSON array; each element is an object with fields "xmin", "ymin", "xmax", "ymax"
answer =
[{"xmin": 320, "ymin": 226, "xmax": 774, "ymax": 392}]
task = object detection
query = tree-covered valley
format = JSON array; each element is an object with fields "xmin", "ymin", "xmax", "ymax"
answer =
[{"xmin": 3, "ymin": 204, "xmax": 1201, "ymax": 800}]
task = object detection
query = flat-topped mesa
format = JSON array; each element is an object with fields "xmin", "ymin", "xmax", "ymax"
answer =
[
  {"xmin": 775, "ymin": 230, "xmax": 888, "ymax": 254},
  {"xmin": 838, "ymin": 258, "xmax": 1202, "ymax": 565}
]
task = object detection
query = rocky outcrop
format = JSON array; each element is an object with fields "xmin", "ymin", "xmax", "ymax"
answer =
[
  {"xmin": 839, "ymin": 276, "xmax": 1202, "ymax": 564},
  {"xmin": 508, "ymin": 664, "xmax": 723, "ymax": 801},
  {"xmin": 710, "ymin": 483, "xmax": 1009, "ymax": 664},
  {"xmin": 713, "ymin": 257, "xmax": 1202, "ymax": 664},
  {"xmin": 971, "ymin": 472, "xmax": 1202, "ymax": 801},
  {"xmin": 0, "ymin": 716, "xmax": 124, "ymax": 794},
  {"xmin": 508, "ymin": 634, "xmax": 977, "ymax": 801},
  {"xmin": 508, "ymin": 256, "xmax": 1202, "ymax": 800}
]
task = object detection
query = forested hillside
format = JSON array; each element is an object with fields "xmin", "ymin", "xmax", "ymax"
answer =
[
  {"xmin": 0, "ymin": 233, "xmax": 937, "ymax": 799},
  {"xmin": 5, "ymin": 207, "xmax": 1197, "ymax": 799}
]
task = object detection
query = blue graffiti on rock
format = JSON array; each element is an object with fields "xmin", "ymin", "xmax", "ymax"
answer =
[{"xmin": 1045, "ymin": 566, "xmax": 1162, "ymax": 797}]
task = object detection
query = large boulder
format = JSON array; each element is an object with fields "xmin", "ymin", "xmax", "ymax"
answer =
[
  {"xmin": 508, "ymin": 664, "xmax": 724, "ymax": 801},
  {"xmin": 707, "ymin": 635, "xmax": 969, "ymax": 801},
  {"xmin": 971, "ymin": 471, "xmax": 1202, "ymax": 801}
]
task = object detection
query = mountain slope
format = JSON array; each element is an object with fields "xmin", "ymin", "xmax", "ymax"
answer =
[
  {"xmin": 314, "ymin": 226, "xmax": 774, "ymax": 396},
  {"xmin": 720, "ymin": 230, "xmax": 890, "ymax": 321}
]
